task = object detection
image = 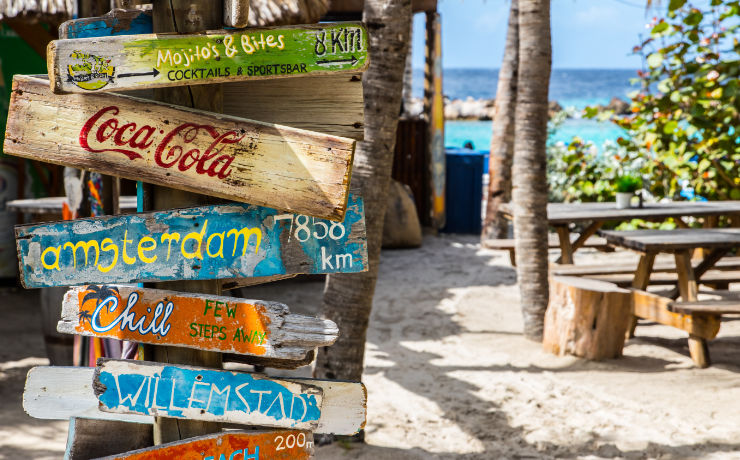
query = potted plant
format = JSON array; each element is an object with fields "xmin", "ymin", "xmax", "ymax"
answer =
[{"xmin": 615, "ymin": 174, "xmax": 642, "ymax": 209}]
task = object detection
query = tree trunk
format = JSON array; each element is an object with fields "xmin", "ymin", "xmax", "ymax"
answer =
[
  {"xmin": 314, "ymin": 0, "xmax": 412, "ymax": 382},
  {"xmin": 512, "ymin": 0, "xmax": 551, "ymax": 341},
  {"xmin": 482, "ymin": 0, "xmax": 518, "ymax": 240}
]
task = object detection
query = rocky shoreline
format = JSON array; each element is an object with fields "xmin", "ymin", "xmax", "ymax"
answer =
[{"xmin": 405, "ymin": 96, "xmax": 631, "ymax": 120}]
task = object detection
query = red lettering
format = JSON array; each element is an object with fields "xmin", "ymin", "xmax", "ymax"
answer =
[
  {"xmin": 80, "ymin": 107, "xmax": 245, "ymax": 179},
  {"xmin": 79, "ymin": 106, "xmax": 144, "ymax": 161}
]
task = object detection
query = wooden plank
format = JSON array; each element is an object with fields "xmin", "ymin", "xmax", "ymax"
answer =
[
  {"xmin": 669, "ymin": 300, "xmax": 740, "ymax": 315},
  {"xmin": 552, "ymin": 256, "xmax": 740, "ymax": 277},
  {"xmin": 7, "ymin": 196, "xmax": 137, "ymax": 214},
  {"xmin": 47, "ymin": 23, "xmax": 369, "ymax": 93},
  {"xmin": 15, "ymin": 194, "xmax": 367, "ymax": 288},
  {"xmin": 23, "ymin": 366, "xmax": 365, "ymax": 434},
  {"xmin": 223, "ymin": 74, "xmax": 364, "ymax": 140},
  {"xmin": 630, "ymin": 290, "xmax": 721, "ymax": 339},
  {"xmin": 482, "ymin": 234, "xmax": 610, "ymax": 250},
  {"xmin": 5, "ymin": 75, "xmax": 355, "ymax": 220},
  {"xmin": 65, "ymin": 417, "xmax": 153, "ymax": 460},
  {"xmin": 93, "ymin": 359, "xmax": 324, "ymax": 430},
  {"xmin": 224, "ymin": 0, "xmax": 250, "ymax": 28},
  {"xmin": 23, "ymin": 366, "xmax": 153, "ymax": 424},
  {"xmin": 59, "ymin": 9, "xmax": 153, "ymax": 39},
  {"xmin": 94, "ymin": 430, "xmax": 313, "ymax": 460},
  {"xmin": 59, "ymin": 285, "xmax": 338, "ymax": 361},
  {"xmin": 499, "ymin": 201, "xmax": 740, "ymax": 225},
  {"xmin": 601, "ymin": 228, "xmax": 740, "ymax": 252},
  {"xmin": 590, "ymin": 270, "xmax": 740, "ymax": 288}
]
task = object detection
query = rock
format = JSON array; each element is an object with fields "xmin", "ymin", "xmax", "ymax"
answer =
[
  {"xmin": 382, "ymin": 180, "xmax": 422, "ymax": 249},
  {"xmin": 548, "ymin": 100, "xmax": 563, "ymax": 117},
  {"xmin": 605, "ymin": 97, "xmax": 630, "ymax": 114}
]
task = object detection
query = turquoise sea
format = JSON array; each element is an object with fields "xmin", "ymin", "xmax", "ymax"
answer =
[{"xmin": 413, "ymin": 68, "xmax": 637, "ymax": 151}]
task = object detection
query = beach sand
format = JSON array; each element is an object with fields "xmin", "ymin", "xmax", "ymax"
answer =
[{"xmin": 2, "ymin": 234, "xmax": 740, "ymax": 459}]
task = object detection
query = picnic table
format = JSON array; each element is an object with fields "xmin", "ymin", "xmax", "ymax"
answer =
[
  {"xmin": 600, "ymin": 228, "xmax": 740, "ymax": 367},
  {"xmin": 499, "ymin": 201, "xmax": 740, "ymax": 264}
]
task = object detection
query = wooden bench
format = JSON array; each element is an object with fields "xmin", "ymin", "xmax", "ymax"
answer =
[
  {"xmin": 586, "ymin": 270, "xmax": 740, "ymax": 290},
  {"xmin": 552, "ymin": 256, "xmax": 740, "ymax": 277},
  {"xmin": 662, "ymin": 298, "xmax": 740, "ymax": 367},
  {"xmin": 483, "ymin": 234, "xmax": 612, "ymax": 265}
]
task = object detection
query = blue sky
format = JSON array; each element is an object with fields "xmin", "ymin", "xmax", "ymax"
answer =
[{"xmin": 412, "ymin": 0, "xmax": 661, "ymax": 69}]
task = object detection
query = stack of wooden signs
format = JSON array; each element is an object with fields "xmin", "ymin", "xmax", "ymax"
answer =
[{"xmin": 5, "ymin": 5, "xmax": 370, "ymax": 459}]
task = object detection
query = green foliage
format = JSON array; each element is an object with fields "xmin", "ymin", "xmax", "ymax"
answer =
[
  {"xmin": 612, "ymin": 0, "xmax": 740, "ymax": 201},
  {"xmin": 615, "ymin": 174, "xmax": 643, "ymax": 193}
]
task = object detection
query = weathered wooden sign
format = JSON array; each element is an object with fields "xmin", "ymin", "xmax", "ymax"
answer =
[
  {"xmin": 66, "ymin": 417, "xmax": 153, "ymax": 460},
  {"xmin": 94, "ymin": 359, "xmax": 322, "ymax": 429},
  {"xmin": 59, "ymin": 8, "xmax": 153, "ymax": 39},
  {"xmin": 59, "ymin": 285, "xmax": 338, "ymax": 361},
  {"xmin": 16, "ymin": 194, "xmax": 367, "ymax": 288},
  {"xmin": 24, "ymin": 366, "xmax": 366, "ymax": 434},
  {"xmin": 5, "ymin": 75, "xmax": 355, "ymax": 220},
  {"xmin": 48, "ymin": 23, "xmax": 368, "ymax": 93},
  {"xmin": 95, "ymin": 430, "xmax": 313, "ymax": 460}
]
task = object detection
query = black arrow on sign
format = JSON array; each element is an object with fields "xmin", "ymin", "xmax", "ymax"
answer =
[
  {"xmin": 118, "ymin": 68, "xmax": 160, "ymax": 78},
  {"xmin": 316, "ymin": 56, "xmax": 358, "ymax": 66}
]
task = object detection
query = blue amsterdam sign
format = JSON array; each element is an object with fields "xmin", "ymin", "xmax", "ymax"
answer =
[{"xmin": 15, "ymin": 194, "xmax": 367, "ymax": 288}]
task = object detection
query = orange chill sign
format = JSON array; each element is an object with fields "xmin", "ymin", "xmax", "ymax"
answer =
[
  {"xmin": 59, "ymin": 285, "xmax": 337, "ymax": 361},
  {"xmin": 96, "ymin": 430, "xmax": 313, "ymax": 460}
]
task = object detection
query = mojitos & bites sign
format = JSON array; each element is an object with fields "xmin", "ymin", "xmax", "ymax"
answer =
[
  {"xmin": 15, "ymin": 194, "xmax": 367, "ymax": 288},
  {"xmin": 59, "ymin": 285, "xmax": 338, "ymax": 361},
  {"xmin": 5, "ymin": 75, "xmax": 355, "ymax": 220},
  {"xmin": 48, "ymin": 23, "xmax": 368, "ymax": 93}
]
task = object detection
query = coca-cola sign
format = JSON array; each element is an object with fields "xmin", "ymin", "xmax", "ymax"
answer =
[{"xmin": 79, "ymin": 106, "xmax": 244, "ymax": 179}]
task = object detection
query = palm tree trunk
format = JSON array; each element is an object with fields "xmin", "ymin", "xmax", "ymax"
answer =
[
  {"xmin": 512, "ymin": 0, "xmax": 551, "ymax": 341},
  {"xmin": 482, "ymin": 0, "xmax": 519, "ymax": 240},
  {"xmin": 314, "ymin": 0, "xmax": 412, "ymax": 382}
]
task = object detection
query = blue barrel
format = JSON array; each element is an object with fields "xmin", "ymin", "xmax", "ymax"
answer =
[{"xmin": 441, "ymin": 148, "xmax": 484, "ymax": 234}]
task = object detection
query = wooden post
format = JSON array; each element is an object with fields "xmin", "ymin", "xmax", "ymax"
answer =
[
  {"xmin": 150, "ymin": 0, "xmax": 224, "ymax": 444},
  {"xmin": 423, "ymin": 11, "xmax": 445, "ymax": 229}
]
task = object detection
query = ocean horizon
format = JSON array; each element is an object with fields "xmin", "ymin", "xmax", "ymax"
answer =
[{"xmin": 413, "ymin": 68, "xmax": 638, "ymax": 150}]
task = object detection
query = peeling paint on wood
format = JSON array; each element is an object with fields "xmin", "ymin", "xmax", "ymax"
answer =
[
  {"xmin": 24, "ymin": 366, "xmax": 366, "ymax": 434},
  {"xmin": 94, "ymin": 430, "xmax": 313, "ymax": 460},
  {"xmin": 59, "ymin": 9, "xmax": 153, "ymax": 39},
  {"xmin": 93, "ymin": 359, "xmax": 323, "ymax": 430},
  {"xmin": 4, "ymin": 75, "xmax": 355, "ymax": 220},
  {"xmin": 48, "ymin": 23, "xmax": 368, "ymax": 93},
  {"xmin": 15, "ymin": 194, "xmax": 367, "ymax": 288},
  {"xmin": 59, "ymin": 285, "xmax": 338, "ymax": 361}
]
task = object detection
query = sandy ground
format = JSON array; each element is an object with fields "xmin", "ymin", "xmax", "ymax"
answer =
[{"xmin": 2, "ymin": 234, "xmax": 740, "ymax": 459}]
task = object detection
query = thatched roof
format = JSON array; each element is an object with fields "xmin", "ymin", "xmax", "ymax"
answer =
[
  {"xmin": 0, "ymin": 0, "xmax": 74, "ymax": 20},
  {"xmin": 1, "ymin": 0, "xmax": 329, "ymax": 25}
]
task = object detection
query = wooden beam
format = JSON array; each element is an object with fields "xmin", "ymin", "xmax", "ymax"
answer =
[
  {"xmin": 630, "ymin": 289, "xmax": 720, "ymax": 340},
  {"xmin": 224, "ymin": 0, "xmax": 250, "ymax": 28},
  {"xmin": 554, "ymin": 225, "xmax": 573, "ymax": 265},
  {"xmin": 5, "ymin": 75, "xmax": 356, "ymax": 221}
]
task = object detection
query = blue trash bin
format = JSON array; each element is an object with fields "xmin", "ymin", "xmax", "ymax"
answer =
[{"xmin": 441, "ymin": 148, "xmax": 484, "ymax": 234}]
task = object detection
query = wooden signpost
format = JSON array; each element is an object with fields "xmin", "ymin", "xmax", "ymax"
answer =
[
  {"xmin": 59, "ymin": 285, "xmax": 338, "ymax": 361},
  {"xmin": 48, "ymin": 23, "xmax": 369, "ymax": 93},
  {"xmin": 95, "ymin": 430, "xmax": 313, "ymax": 460},
  {"xmin": 16, "ymin": 193, "xmax": 367, "ymax": 288},
  {"xmin": 23, "ymin": 366, "xmax": 367, "ymax": 435},
  {"xmin": 4, "ymin": 74, "xmax": 355, "ymax": 220},
  {"xmin": 13, "ymin": 3, "xmax": 371, "ymax": 457}
]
